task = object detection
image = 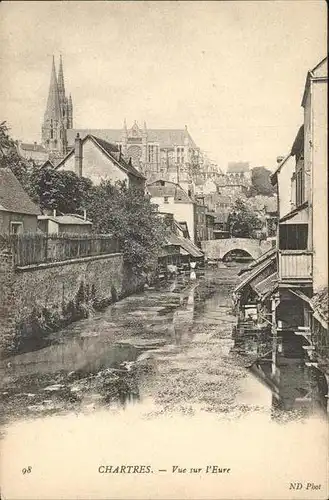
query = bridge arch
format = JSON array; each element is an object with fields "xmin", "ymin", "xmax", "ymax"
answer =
[
  {"xmin": 222, "ymin": 248, "xmax": 255, "ymax": 262},
  {"xmin": 201, "ymin": 238, "xmax": 272, "ymax": 261}
]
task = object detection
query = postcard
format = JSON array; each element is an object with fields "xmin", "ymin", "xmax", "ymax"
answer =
[{"xmin": 0, "ymin": 1, "xmax": 328, "ymax": 499}]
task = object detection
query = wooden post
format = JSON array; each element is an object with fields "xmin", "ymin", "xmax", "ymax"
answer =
[{"xmin": 271, "ymin": 292, "xmax": 280, "ymax": 376}]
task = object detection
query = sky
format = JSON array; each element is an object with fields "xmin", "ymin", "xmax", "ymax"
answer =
[{"xmin": 0, "ymin": 1, "xmax": 327, "ymax": 171}]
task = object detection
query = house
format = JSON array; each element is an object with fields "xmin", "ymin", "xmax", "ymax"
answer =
[
  {"xmin": 37, "ymin": 212, "xmax": 92, "ymax": 234},
  {"xmin": 56, "ymin": 134, "xmax": 145, "ymax": 189},
  {"xmin": 158, "ymin": 212, "xmax": 204, "ymax": 272},
  {"xmin": 233, "ymin": 248, "xmax": 278, "ymax": 356},
  {"xmin": 270, "ymin": 57, "xmax": 328, "ymax": 381},
  {"xmin": 213, "ymin": 212, "xmax": 230, "ymax": 239},
  {"xmin": 147, "ymin": 179, "xmax": 196, "ymax": 243},
  {"xmin": 147, "ymin": 179, "xmax": 214, "ymax": 246},
  {"xmin": 0, "ymin": 168, "xmax": 41, "ymax": 234}
]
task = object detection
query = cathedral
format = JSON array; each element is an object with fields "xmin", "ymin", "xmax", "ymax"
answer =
[
  {"xmin": 18, "ymin": 56, "xmax": 221, "ymax": 188},
  {"xmin": 41, "ymin": 55, "xmax": 73, "ymax": 157},
  {"xmin": 18, "ymin": 56, "xmax": 73, "ymax": 164},
  {"xmin": 67, "ymin": 121, "xmax": 202, "ymax": 184}
]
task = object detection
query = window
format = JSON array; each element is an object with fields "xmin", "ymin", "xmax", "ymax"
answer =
[
  {"xmin": 10, "ymin": 222, "xmax": 23, "ymax": 234},
  {"xmin": 279, "ymin": 224, "xmax": 308, "ymax": 250},
  {"xmin": 164, "ymin": 196, "xmax": 169, "ymax": 203},
  {"xmin": 177, "ymin": 147, "xmax": 184, "ymax": 164},
  {"xmin": 148, "ymin": 145, "xmax": 154, "ymax": 163},
  {"xmin": 296, "ymin": 159, "xmax": 305, "ymax": 207},
  {"xmin": 160, "ymin": 180, "xmax": 165, "ymax": 186}
]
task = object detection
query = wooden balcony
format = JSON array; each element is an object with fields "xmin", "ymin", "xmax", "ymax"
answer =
[{"xmin": 279, "ymin": 250, "xmax": 313, "ymax": 284}]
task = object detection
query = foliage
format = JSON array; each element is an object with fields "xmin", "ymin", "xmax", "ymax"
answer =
[
  {"xmin": 0, "ymin": 121, "xmax": 92, "ymax": 214},
  {"xmin": 227, "ymin": 198, "xmax": 263, "ymax": 238},
  {"xmin": 28, "ymin": 165, "xmax": 92, "ymax": 214},
  {"xmin": 85, "ymin": 180, "xmax": 166, "ymax": 275},
  {"xmin": 248, "ymin": 166, "xmax": 275, "ymax": 197},
  {"xmin": 0, "ymin": 121, "xmax": 31, "ymax": 185},
  {"xmin": 1, "ymin": 122, "xmax": 165, "ymax": 275}
]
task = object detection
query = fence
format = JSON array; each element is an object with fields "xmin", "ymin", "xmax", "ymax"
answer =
[{"xmin": 6, "ymin": 233, "xmax": 120, "ymax": 267}]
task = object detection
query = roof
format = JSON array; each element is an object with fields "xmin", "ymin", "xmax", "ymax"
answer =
[
  {"xmin": 291, "ymin": 125, "xmax": 304, "ymax": 157},
  {"xmin": 270, "ymin": 154, "xmax": 292, "ymax": 186},
  {"xmin": 253, "ymin": 272, "xmax": 278, "ymax": 299},
  {"xmin": 38, "ymin": 214, "xmax": 92, "ymax": 225},
  {"xmin": 302, "ymin": 57, "xmax": 328, "ymax": 107},
  {"xmin": 90, "ymin": 136, "xmax": 144, "ymax": 179},
  {"xmin": 227, "ymin": 162, "xmax": 250, "ymax": 174},
  {"xmin": 310, "ymin": 287, "xmax": 328, "ymax": 327},
  {"xmin": 235, "ymin": 249, "xmax": 276, "ymax": 294},
  {"xmin": 67, "ymin": 128, "xmax": 197, "ymax": 149},
  {"xmin": 56, "ymin": 135, "xmax": 145, "ymax": 180},
  {"xmin": 289, "ymin": 288, "xmax": 328, "ymax": 330},
  {"xmin": 0, "ymin": 168, "xmax": 41, "ymax": 215},
  {"xmin": 19, "ymin": 143, "xmax": 48, "ymax": 153},
  {"xmin": 147, "ymin": 180, "xmax": 193, "ymax": 203},
  {"xmin": 166, "ymin": 233, "xmax": 203, "ymax": 258},
  {"xmin": 279, "ymin": 201, "xmax": 308, "ymax": 224},
  {"xmin": 238, "ymin": 247, "xmax": 277, "ymax": 275}
]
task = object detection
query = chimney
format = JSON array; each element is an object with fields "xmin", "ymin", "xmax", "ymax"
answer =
[
  {"xmin": 34, "ymin": 141, "xmax": 37, "ymax": 151},
  {"xmin": 83, "ymin": 209, "xmax": 87, "ymax": 221},
  {"xmin": 276, "ymin": 156, "xmax": 284, "ymax": 164},
  {"xmin": 128, "ymin": 157, "xmax": 132, "ymax": 166},
  {"xmin": 75, "ymin": 133, "xmax": 83, "ymax": 177},
  {"xmin": 53, "ymin": 209, "xmax": 56, "ymax": 217}
]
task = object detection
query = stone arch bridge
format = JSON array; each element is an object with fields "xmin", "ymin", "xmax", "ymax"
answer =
[{"xmin": 201, "ymin": 238, "xmax": 272, "ymax": 261}]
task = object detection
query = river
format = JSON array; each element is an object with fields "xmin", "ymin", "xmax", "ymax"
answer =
[{"xmin": 1, "ymin": 266, "xmax": 328, "ymax": 500}]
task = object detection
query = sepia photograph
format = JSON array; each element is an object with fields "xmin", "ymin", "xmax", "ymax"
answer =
[{"xmin": 0, "ymin": 1, "xmax": 328, "ymax": 499}]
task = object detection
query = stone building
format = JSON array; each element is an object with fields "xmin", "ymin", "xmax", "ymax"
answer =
[
  {"xmin": 0, "ymin": 168, "xmax": 40, "ymax": 234},
  {"xmin": 67, "ymin": 121, "xmax": 201, "ymax": 185},
  {"xmin": 18, "ymin": 55, "xmax": 73, "ymax": 165},
  {"xmin": 217, "ymin": 162, "xmax": 251, "ymax": 197}
]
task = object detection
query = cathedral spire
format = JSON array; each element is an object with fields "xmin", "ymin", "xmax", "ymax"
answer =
[
  {"xmin": 44, "ymin": 55, "xmax": 61, "ymax": 121},
  {"xmin": 57, "ymin": 54, "xmax": 66, "ymax": 102}
]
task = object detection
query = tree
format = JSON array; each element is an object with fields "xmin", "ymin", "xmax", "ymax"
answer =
[
  {"xmin": 28, "ymin": 165, "xmax": 93, "ymax": 214},
  {"xmin": 248, "ymin": 166, "xmax": 275, "ymax": 197},
  {"xmin": 0, "ymin": 121, "xmax": 31, "ymax": 185},
  {"xmin": 227, "ymin": 198, "xmax": 263, "ymax": 238},
  {"xmin": 85, "ymin": 181, "xmax": 165, "ymax": 275},
  {"xmin": 0, "ymin": 122, "xmax": 92, "ymax": 214}
]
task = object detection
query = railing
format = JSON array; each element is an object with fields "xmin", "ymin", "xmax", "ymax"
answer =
[
  {"xmin": 279, "ymin": 250, "xmax": 313, "ymax": 281},
  {"xmin": 7, "ymin": 233, "xmax": 120, "ymax": 267}
]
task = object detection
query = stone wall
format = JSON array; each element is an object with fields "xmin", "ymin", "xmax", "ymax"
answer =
[{"xmin": 0, "ymin": 242, "xmax": 144, "ymax": 358}]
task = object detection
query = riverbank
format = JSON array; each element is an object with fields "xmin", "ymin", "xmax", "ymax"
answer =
[{"xmin": 1, "ymin": 266, "xmax": 328, "ymax": 500}]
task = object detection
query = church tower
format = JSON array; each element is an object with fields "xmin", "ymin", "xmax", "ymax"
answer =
[{"xmin": 42, "ymin": 55, "xmax": 73, "ymax": 157}]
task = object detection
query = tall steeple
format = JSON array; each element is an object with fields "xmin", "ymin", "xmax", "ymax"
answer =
[
  {"xmin": 57, "ymin": 54, "xmax": 66, "ymax": 103},
  {"xmin": 44, "ymin": 56, "xmax": 61, "ymax": 121},
  {"xmin": 68, "ymin": 94, "xmax": 73, "ymax": 128},
  {"xmin": 42, "ymin": 55, "xmax": 73, "ymax": 158}
]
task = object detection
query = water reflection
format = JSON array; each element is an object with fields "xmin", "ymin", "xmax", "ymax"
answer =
[
  {"xmin": 0, "ymin": 267, "xmax": 327, "ymax": 428},
  {"xmin": 236, "ymin": 331, "xmax": 328, "ymax": 418}
]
